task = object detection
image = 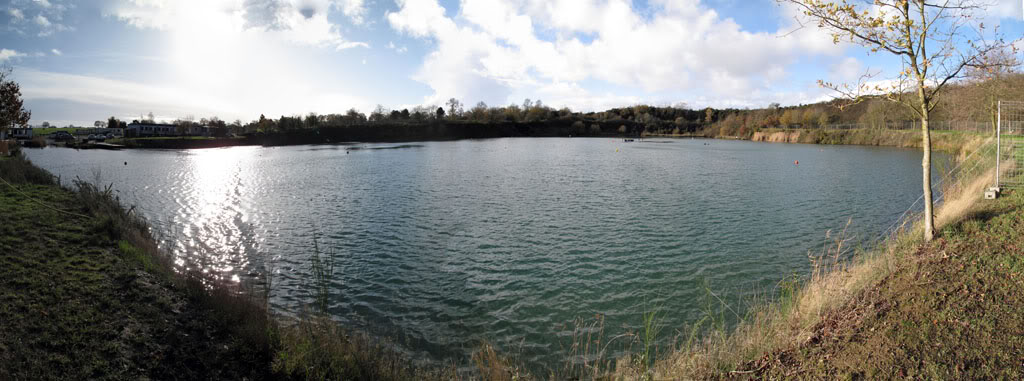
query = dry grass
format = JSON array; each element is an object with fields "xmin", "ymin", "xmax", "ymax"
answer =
[{"xmin": 639, "ymin": 139, "xmax": 999, "ymax": 379}]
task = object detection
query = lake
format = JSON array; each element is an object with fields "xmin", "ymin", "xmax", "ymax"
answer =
[{"xmin": 25, "ymin": 138, "xmax": 942, "ymax": 370}]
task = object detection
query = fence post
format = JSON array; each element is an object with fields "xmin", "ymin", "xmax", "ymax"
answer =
[{"xmin": 996, "ymin": 101, "xmax": 1001, "ymax": 188}]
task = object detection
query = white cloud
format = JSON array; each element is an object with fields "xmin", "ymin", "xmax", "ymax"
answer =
[
  {"xmin": 338, "ymin": 0, "xmax": 367, "ymax": 25},
  {"xmin": 989, "ymin": 0, "xmax": 1023, "ymax": 19},
  {"xmin": 18, "ymin": 66, "xmax": 372, "ymax": 123},
  {"xmin": 34, "ymin": 14, "xmax": 50, "ymax": 27},
  {"xmin": 5, "ymin": 0, "xmax": 73, "ymax": 36},
  {"xmin": 0, "ymin": 48, "xmax": 26, "ymax": 61},
  {"xmin": 830, "ymin": 57, "xmax": 864, "ymax": 83},
  {"xmin": 50, "ymin": 48, "xmax": 61, "ymax": 55},
  {"xmin": 388, "ymin": 0, "xmax": 848, "ymax": 110},
  {"xmin": 17, "ymin": 69, "xmax": 230, "ymax": 117},
  {"xmin": 109, "ymin": 0, "xmax": 368, "ymax": 50},
  {"xmin": 387, "ymin": 41, "xmax": 408, "ymax": 53},
  {"xmin": 8, "ymin": 0, "xmax": 375, "ymax": 123}
]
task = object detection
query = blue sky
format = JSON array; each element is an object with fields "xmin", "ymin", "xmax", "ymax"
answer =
[{"xmin": 2, "ymin": 0, "xmax": 1022, "ymax": 126}]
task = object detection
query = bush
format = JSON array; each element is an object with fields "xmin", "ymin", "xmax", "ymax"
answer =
[{"xmin": 0, "ymin": 154, "xmax": 55, "ymax": 185}]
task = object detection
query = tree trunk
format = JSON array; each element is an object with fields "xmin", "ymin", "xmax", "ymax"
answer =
[{"xmin": 920, "ymin": 111, "xmax": 935, "ymax": 242}]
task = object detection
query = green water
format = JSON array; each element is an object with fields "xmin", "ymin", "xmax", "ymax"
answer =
[{"xmin": 26, "ymin": 137, "xmax": 946, "ymax": 370}]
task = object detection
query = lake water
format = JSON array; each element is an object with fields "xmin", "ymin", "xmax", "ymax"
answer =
[{"xmin": 25, "ymin": 138, "xmax": 942, "ymax": 369}]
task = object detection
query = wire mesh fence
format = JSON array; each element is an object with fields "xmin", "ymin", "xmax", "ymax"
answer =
[
  {"xmin": 997, "ymin": 101, "xmax": 1024, "ymax": 189},
  {"xmin": 868, "ymin": 137, "xmax": 998, "ymax": 246},
  {"xmin": 815, "ymin": 120, "xmax": 993, "ymax": 132}
]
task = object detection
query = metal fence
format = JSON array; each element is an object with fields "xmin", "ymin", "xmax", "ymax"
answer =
[
  {"xmin": 997, "ymin": 101, "xmax": 1024, "ymax": 189},
  {"xmin": 804, "ymin": 120, "xmax": 993, "ymax": 132},
  {"xmin": 870, "ymin": 137, "xmax": 998, "ymax": 246}
]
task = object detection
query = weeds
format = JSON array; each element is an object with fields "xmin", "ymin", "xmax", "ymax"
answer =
[
  {"xmin": 309, "ymin": 233, "xmax": 336, "ymax": 315},
  {"xmin": 635, "ymin": 306, "xmax": 664, "ymax": 380},
  {"xmin": 0, "ymin": 153, "xmax": 55, "ymax": 185}
]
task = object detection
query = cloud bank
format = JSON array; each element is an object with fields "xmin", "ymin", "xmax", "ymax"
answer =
[{"xmin": 387, "ymin": 0, "xmax": 848, "ymax": 110}]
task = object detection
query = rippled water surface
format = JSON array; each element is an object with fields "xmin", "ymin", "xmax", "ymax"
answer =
[{"xmin": 26, "ymin": 138, "xmax": 942, "ymax": 368}]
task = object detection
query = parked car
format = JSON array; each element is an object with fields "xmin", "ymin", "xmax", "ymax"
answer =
[
  {"xmin": 87, "ymin": 134, "xmax": 96, "ymax": 140},
  {"xmin": 51, "ymin": 131, "xmax": 74, "ymax": 141}
]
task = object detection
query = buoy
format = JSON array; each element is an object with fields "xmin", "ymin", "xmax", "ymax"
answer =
[
  {"xmin": 124, "ymin": 161, "xmax": 127, "ymax": 166},
  {"xmin": 794, "ymin": 160, "xmax": 799, "ymax": 165},
  {"xmin": 616, "ymin": 148, "xmax": 619, "ymax": 152}
]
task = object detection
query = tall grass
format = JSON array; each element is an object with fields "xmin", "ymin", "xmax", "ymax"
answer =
[
  {"xmin": 6, "ymin": 156, "xmax": 457, "ymax": 380},
  {"xmin": 309, "ymin": 233, "xmax": 336, "ymax": 315},
  {"xmin": 639, "ymin": 138, "xmax": 998, "ymax": 379},
  {"xmin": 0, "ymin": 153, "xmax": 56, "ymax": 185}
]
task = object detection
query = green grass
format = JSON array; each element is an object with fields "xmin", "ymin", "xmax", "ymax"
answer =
[
  {"xmin": 750, "ymin": 189, "xmax": 1024, "ymax": 379},
  {"xmin": 0, "ymin": 156, "xmax": 275, "ymax": 379},
  {"xmin": 32, "ymin": 127, "xmax": 90, "ymax": 136},
  {"xmin": 123, "ymin": 136, "xmax": 242, "ymax": 140},
  {"xmin": 650, "ymin": 175, "xmax": 1024, "ymax": 379},
  {"xmin": 0, "ymin": 155, "xmax": 454, "ymax": 380}
]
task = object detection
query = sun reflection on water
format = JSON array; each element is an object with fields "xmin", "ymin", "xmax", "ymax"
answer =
[{"xmin": 176, "ymin": 147, "xmax": 261, "ymax": 282}]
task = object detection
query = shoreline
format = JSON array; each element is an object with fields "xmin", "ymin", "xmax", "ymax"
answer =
[
  {"xmin": 0, "ymin": 154, "xmax": 452, "ymax": 380},
  {"xmin": 41, "ymin": 127, "xmax": 986, "ymax": 152},
  {"xmin": 3, "ymin": 133, "xmax": 1018, "ymax": 378}
]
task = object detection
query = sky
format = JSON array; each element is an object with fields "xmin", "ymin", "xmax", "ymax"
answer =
[{"xmin": 1, "ymin": 0, "xmax": 1023, "ymax": 127}]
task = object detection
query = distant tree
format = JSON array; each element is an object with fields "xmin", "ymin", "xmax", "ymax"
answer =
[
  {"xmin": 305, "ymin": 112, "xmax": 321, "ymax": 128},
  {"xmin": 173, "ymin": 117, "xmax": 192, "ymax": 135},
  {"xmin": 445, "ymin": 98, "xmax": 463, "ymax": 120},
  {"xmin": 145, "ymin": 111, "xmax": 155, "ymax": 123},
  {"xmin": 504, "ymin": 104, "xmax": 522, "ymax": 122},
  {"xmin": 345, "ymin": 108, "xmax": 367, "ymax": 123},
  {"xmin": 369, "ymin": 104, "xmax": 389, "ymax": 122},
  {"xmin": 558, "ymin": 107, "xmax": 572, "ymax": 118},
  {"xmin": 571, "ymin": 120, "xmax": 585, "ymax": 134},
  {"xmin": 436, "ymin": 107, "xmax": 445, "ymax": 119},
  {"xmin": 0, "ymin": 66, "xmax": 31, "ymax": 135},
  {"xmin": 964, "ymin": 46, "xmax": 1021, "ymax": 133},
  {"xmin": 400, "ymin": 108, "xmax": 411, "ymax": 119},
  {"xmin": 801, "ymin": 108, "xmax": 820, "ymax": 127},
  {"xmin": 257, "ymin": 114, "xmax": 272, "ymax": 132},
  {"xmin": 703, "ymin": 107, "xmax": 714, "ymax": 124},
  {"xmin": 467, "ymin": 101, "xmax": 488, "ymax": 121},
  {"xmin": 817, "ymin": 112, "xmax": 830, "ymax": 127},
  {"xmin": 41, "ymin": 121, "xmax": 50, "ymax": 128},
  {"xmin": 779, "ymin": 109, "xmax": 793, "ymax": 127}
]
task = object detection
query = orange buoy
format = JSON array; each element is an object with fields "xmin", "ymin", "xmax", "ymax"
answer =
[{"xmin": 794, "ymin": 160, "xmax": 799, "ymax": 165}]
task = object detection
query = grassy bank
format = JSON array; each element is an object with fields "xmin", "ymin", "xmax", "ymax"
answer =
[
  {"xmin": 722, "ymin": 127, "xmax": 987, "ymax": 154},
  {"xmin": 0, "ymin": 154, "xmax": 450, "ymax": 380},
  {"xmin": 642, "ymin": 149, "xmax": 1023, "ymax": 379},
  {"xmin": 4, "ymin": 139, "xmax": 1019, "ymax": 379}
]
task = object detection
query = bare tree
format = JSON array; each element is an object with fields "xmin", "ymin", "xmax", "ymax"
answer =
[
  {"xmin": 780, "ymin": 0, "xmax": 1014, "ymax": 241},
  {"xmin": 445, "ymin": 98, "xmax": 463, "ymax": 120}
]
